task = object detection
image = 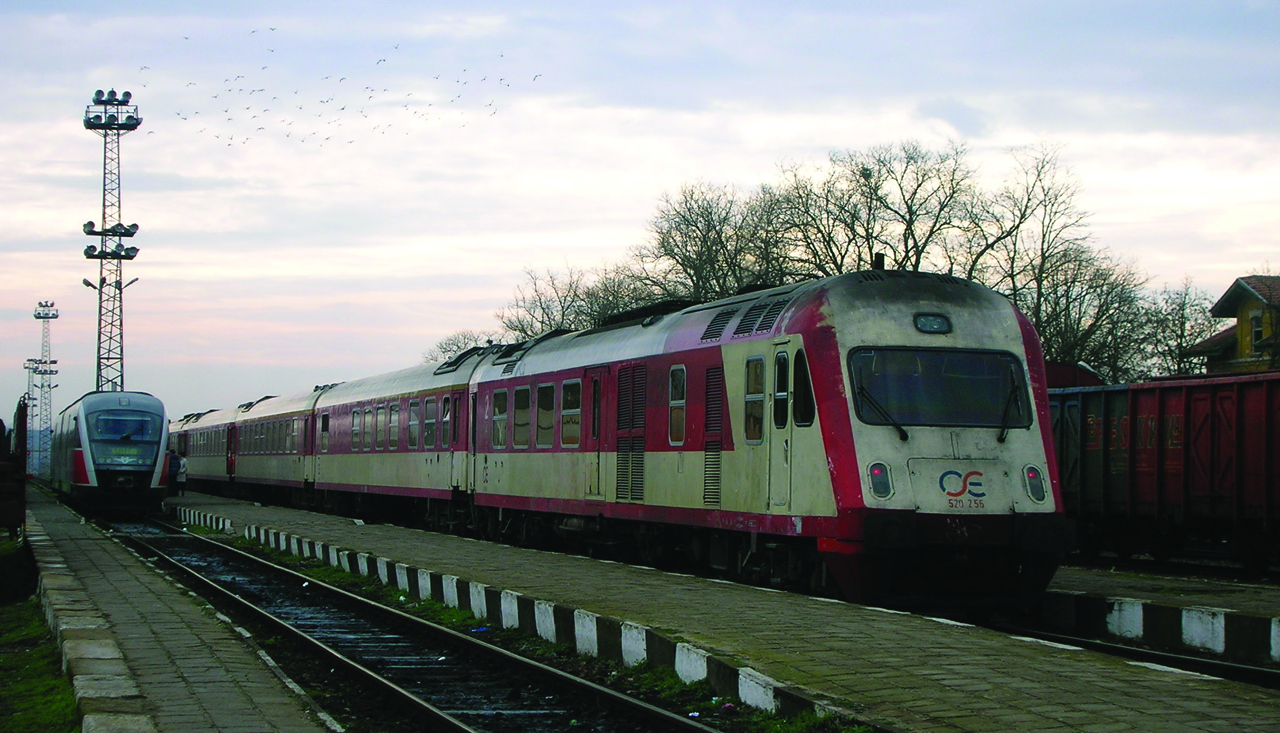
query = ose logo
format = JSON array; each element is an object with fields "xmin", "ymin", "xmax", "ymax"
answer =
[{"xmin": 939, "ymin": 470, "xmax": 985, "ymax": 498}]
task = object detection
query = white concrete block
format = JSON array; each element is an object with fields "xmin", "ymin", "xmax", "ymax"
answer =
[
  {"xmin": 1272, "ymin": 618, "xmax": 1280, "ymax": 663},
  {"xmin": 376, "ymin": 558, "xmax": 391, "ymax": 584},
  {"xmin": 738, "ymin": 668, "xmax": 780, "ymax": 713},
  {"xmin": 621, "ymin": 622, "xmax": 647, "ymax": 667},
  {"xmin": 1106, "ymin": 598, "xmax": 1144, "ymax": 639},
  {"xmin": 416, "ymin": 569, "xmax": 432, "ymax": 600},
  {"xmin": 574, "ymin": 609, "xmax": 598, "ymax": 656},
  {"xmin": 501, "ymin": 590, "xmax": 521, "ymax": 629},
  {"xmin": 470, "ymin": 583, "xmax": 488, "ymax": 619},
  {"xmin": 1182, "ymin": 607, "xmax": 1229, "ymax": 654},
  {"xmin": 355, "ymin": 553, "xmax": 370, "ymax": 576},
  {"xmin": 675, "ymin": 643, "xmax": 708, "ymax": 683},
  {"xmin": 535, "ymin": 600, "xmax": 556, "ymax": 642},
  {"xmin": 395, "ymin": 563, "xmax": 410, "ymax": 591},
  {"xmin": 443, "ymin": 575, "xmax": 460, "ymax": 608}
]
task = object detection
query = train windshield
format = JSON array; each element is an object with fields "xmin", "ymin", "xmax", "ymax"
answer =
[
  {"xmin": 87, "ymin": 410, "xmax": 163, "ymax": 467},
  {"xmin": 848, "ymin": 348, "xmax": 1032, "ymax": 428}
]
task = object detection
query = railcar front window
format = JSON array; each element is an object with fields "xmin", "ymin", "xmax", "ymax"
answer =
[
  {"xmin": 848, "ymin": 348, "xmax": 1032, "ymax": 428},
  {"xmin": 87, "ymin": 410, "xmax": 163, "ymax": 467}
]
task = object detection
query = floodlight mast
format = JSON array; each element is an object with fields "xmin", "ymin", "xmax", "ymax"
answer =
[
  {"xmin": 31, "ymin": 302, "xmax": 59, "ymax": 479},
  {"xmin": 83, "ymin": 88, "xmax": 142, "ymax": 392}
]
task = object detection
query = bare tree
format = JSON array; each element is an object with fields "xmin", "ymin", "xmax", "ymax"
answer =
[
  {"xmin": 495, "ymin": 267, "xmax": 596, "ymax": 340},
  {"xmin": 422, "ymin": 329, "xmax": 506, "ymax": 363},
  {"xmin": 1145, "ymin": 278, "xmax": 1219, "ymax": 375},
  {"xmin": 829, "ymin": 141, "xmax": 973, "ymax": 271},
  {"xmin": 633, "ymin": 182, "xmax": 781, "ymax": 301}
]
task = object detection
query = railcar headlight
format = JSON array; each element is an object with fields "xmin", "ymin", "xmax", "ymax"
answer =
[
  {"xmin": 868, "ymin": 462, "xmax": 893, "ymax": 499},
  {"xmin": 1023, "ymin": 465, "xmax": 1046, "ymax": 502}
]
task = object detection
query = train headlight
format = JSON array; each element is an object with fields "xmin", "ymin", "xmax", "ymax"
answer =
[
  {"xmin": 868, "ymin": 462, "xmax": 893, "ymax": 499},
  {"xmin": 1023, "ymin": 465, "xmax": 1046, "ymax": 502}
]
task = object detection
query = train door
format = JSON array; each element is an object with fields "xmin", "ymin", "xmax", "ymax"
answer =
[
  {"xmin": 449, "ymin": 389, "xmax": 467, "ymax": 488},
  {"xmin": 768, "ymin": 342, "xmax": 793, "ymax": 511},
  {"xmin": 226, "ymin": 423, "xmax": 237, "ymax": 478},
  {"xmin": 583, "ymin": 367, "xmax": 609, "ymax": 498},
  {"xmin": 467, "ymin": 391, "xmax": 478, "ymax": 492}
]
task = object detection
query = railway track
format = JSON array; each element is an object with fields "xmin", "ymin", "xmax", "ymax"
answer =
[{"xmin": 106, "ymin": 518, "xmax": 721, "ymax": 733}]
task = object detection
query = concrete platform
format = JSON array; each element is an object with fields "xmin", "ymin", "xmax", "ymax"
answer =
[
  {"xmin": 26, "ymin": 488, "xmax": 328, "ymax": 733},
  {"xmin": 169, "ymin": 492, "xmax": 1280, "ymax": 732}
]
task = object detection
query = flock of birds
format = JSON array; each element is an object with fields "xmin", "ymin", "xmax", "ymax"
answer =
[{"xmin": 134, "ymin": 27, "xmax": 543, "ymax": 150}]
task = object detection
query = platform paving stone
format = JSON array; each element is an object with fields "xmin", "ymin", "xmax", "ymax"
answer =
[
  {"xmin": 169, "ymin": 492, "xmax": 1280, "ymax": 732},
  {"xmin": 27, "ymin": 489, "xmax": 327, "ymax": 733}
]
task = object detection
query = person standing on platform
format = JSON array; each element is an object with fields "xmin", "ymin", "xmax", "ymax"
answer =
[
  {"xmin": 177, "ymin": 453, "xmax": 188, "ymax": 496},
  {"xmin": 166, "ymin": 449, "xmax": 180, "ymax": 496}
]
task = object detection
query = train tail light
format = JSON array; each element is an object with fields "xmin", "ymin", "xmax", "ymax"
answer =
[
  {"xmin": 868, "ymin": 462, "xmax": 893, "ymax": 499},
  {"xmin": 1023, "ymin": 465, "xmax": 1046, "ymax": 502}
]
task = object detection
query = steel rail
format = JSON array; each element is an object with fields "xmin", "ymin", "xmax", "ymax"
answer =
[{"xmin": 119, "ymin": 521, "xmax": 721, "ymax": 733}]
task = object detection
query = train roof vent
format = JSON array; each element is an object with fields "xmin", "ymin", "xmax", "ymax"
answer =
[
  {"xmin": 501, "ymin": 362, "xmax": 517, "ymax": 375},
  {"xmin": 733, "ymin": 300, "xmax": 772, "ymax": 336},
  {"xmin": 857, "ymin": 272, "xmax": 885, "ymax": 282},
  {"xmin": 755, "ymin": 298, "xmax": 792, "ymax": 333},
  {"xmin": 433, "ymin": 346, "xmax": 485, "ymax": 375},
  {"xmin": 700, "ymin": 307, "xmax": 740, "ymax": 341},
  {"xmin": 491, "ymin": 329, "xmax": 573, "ymax": 366}
]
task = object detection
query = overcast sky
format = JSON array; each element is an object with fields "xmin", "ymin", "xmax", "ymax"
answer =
[{"xmin": 3, "ymin": 1, "xmax": 1278, "ymax": 419}]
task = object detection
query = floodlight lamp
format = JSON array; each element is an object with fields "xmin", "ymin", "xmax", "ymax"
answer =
[
  {"xmin": 106, "ymin": 89, "xmax": 118, "ymax": 101},
  {"xmin": 83, "ymin": 278, "xmax": 97, "ymax": 290},
  {"xmin": 124, "ymin": 247, "xmax": 139, "ymax": 258},
  {"xmin": 114, "ymin": 243, "xmax": 125, "ymax": 253},
  {"xmin": 120, "ymin": 91, "xmax": 131, "ymax": 103},
  {"xmin": 94, "ymin": 90, "xmax": 105, "ymax": 103},
  {"xmin": 106, "ymin": 113, "xmax": 117, "ymax": 124},
  {"xmin": 90, "ymin": 114, "xmax": 103, "ymax": 124},
  {"xmin": 127, "ymin": 223, "xmax": 139, "ymax": 234},
  {"xmin": 84, "ymin": 245, "xmax": 98, "ymax": 257},
  {"xmin": 83, "ymin": 221, "xmax": 96, "ymax": 234},
  {"xmin": 124, "ymin": 115, "xmax": 137, "ymax": 125},
  {"xmin": 123, "ymin": 277, "xmax": 139, "ymax": 288}
]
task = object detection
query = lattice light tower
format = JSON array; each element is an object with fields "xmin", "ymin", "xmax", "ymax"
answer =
[
  {"xmin": 82, "ymin": 88, "xmax": 142, "ymax": 392},
  {"xmin": 30, "ymin": 302, "xmax": 59, "ymax": 478}
]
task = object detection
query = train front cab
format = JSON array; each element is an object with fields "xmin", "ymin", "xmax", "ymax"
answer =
[
  {"xmin": 54, "ymin": 392, "xmax": 169, "ymax": 509},
  {"xmin": 815, "ymin": 276, "xmax": 1067, "ymax": 608}
]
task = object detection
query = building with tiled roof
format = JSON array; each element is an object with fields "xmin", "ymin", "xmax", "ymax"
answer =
[{"xmin": 1184, "ymin": 275, "xmax": 1280, "ymax": 373}]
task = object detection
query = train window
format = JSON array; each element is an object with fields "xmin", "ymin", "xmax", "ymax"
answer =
[
  {"xmin": 375, "ymin": 406, "xmax": 386, "ymax": 450},
  {"xmin": 290, "ymin": 418, "xmax": 299, "ymax": 453},
  {"xmin": 561, "ymin": 381, "xmax": 581, "ymax": 448},
  {"xmin": 442, "ymin": 397, "xmax": 452, "ymax": 448},
  {"xmin": 848, "ymin": 347, "xmax": 1032, "ymax": 428},
  {"xmin": 424, "ymin": 398, "xmax": 438, "ymax": 449},
  {"xmin": 513, "ymin": 387, "xmax": 531, "ymax": 449},
  {"xmin": 773, "ymin": 353, "xmax": 789, "ymax": 430},
  {"xmin": 351, "ymin": 410, "xmax": 361, "ymax": 452},
  {"xmin": 669, "ymin": 367, "xmax": 686, "ymax": 445},
  {"xmin": 407, "ymin": 400, "xmax": 419, "ymax": 449},
  {"xmin": 363, "ymin": 408, "xmax": 374, "ymax": 451},
  {"xmin": 320, "ymin": 413, "xmax": 330, "ymax": 452},
  {"xmin": 793, "ymin": 350, "xmax": 816, "ymax": 427},
  {"xmin": 745, "ymin": 358, "xmax": 765, "ymax": 444},
  {"xmin": 389, "ymin": 404, "xmax": 400, "ymax": 450},
  {"xmin": 536, "ymin": 384, "xmax": 555, "ymax": 448},
  {"xmin": 492, "ymin": 390, "xmax": 508, "ymax": 449}
]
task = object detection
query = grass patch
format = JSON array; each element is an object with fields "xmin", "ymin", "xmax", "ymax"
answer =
[
  {"xmin": 0, "ymin": 595, "xmax": 80, "ymax": 733},
  {"xmin": 207, "ymin": 530, "xmax": 871, "ymax": 733}
]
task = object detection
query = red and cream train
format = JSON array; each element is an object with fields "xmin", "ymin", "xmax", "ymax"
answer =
[{"xmin": 171, "ymin": 271, "xmax": 1067, "ymax": 605}]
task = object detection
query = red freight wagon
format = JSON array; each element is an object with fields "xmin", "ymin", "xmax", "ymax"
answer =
[{"xmin": 1049, "ymin": 371, "xmax": 1280, "ymax": 566}]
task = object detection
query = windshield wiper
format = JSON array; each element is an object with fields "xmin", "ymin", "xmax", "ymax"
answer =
[
  {"xmin": 996, "ymin": 368, "xmax": 1024, "ymax": 443},
  {"xmin": 857, "ymin": 386, "xmax": 909, "ymax": 441}
]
